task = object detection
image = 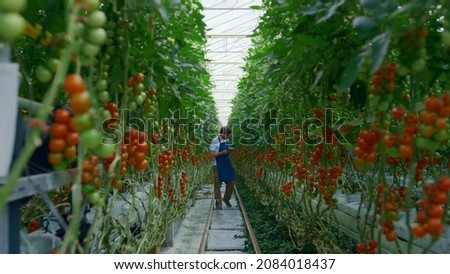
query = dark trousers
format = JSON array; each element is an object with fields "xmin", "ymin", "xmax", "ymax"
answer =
[{"xmin": 212, "ymin": 166, "xmax": 234, "ymax": 202}]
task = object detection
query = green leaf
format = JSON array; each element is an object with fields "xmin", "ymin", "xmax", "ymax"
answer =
[
  {"xmin": 317, "ymin": 0, "xmax": 345, "ymax": 23},
  {"xmin": 164, "ymin": 65, "xmax": 176, "ymax": 75},
  {"xmin": 169, "ymin": 0, "xmax": 181, "ymax": 5},
  {"xmin": 338, "ymin": 52, "xmax": 367, "ymax": 92},
  {"xmin": 352, "ymin": 16, "xmax": 378, "ymax": 38},
  {"xmin": 265, "ymin": 64, "xmax": 280, "ymax": 75},
  {"xmin": 249, "ymin": 5, "xmax": 261, "ymax": 10},
  {"xmin": 158, "ymin": 6, "xmax": 170, "ymax": 24},
  {"xmin": 360, "ymin": 0, "xmax": 397, "ymax": 17},
  {"xmin": 180, "ymin": 63, "xmax": 194, "ymax": 68},
  {"xmin": 370, "ymin": 32, "xmax": 391, "ymax": 74},
  {"xmin": 359, "ymin": 0, "xmax": 378, "ymax": 12},
  {"xmin": 172, "ymin": 86, "xmax": 181, "ymax": 100},
  {"xmin": 297, "ymin": 2, "xmax": 324, "ymax": 15},
  {"xmin": 312, "ymin": 69, "xmax": 324, "ymax": 88},
  {"xmin": 150, "ymin": 0, "xmax": 162, "ymax": 6}
]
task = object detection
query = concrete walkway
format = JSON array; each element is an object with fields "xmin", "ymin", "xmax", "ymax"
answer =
[{"xmin": 161, "ymin": 183, "xmax": 246, "ymax": 254}]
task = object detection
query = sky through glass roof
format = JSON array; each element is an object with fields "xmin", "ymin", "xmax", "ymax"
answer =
[{"xmin": 200, "ymin": 0, "xmax": 262, "ymax": 126}]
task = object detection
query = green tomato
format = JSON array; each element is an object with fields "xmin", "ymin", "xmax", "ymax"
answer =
[
  {"xmin": 368, "ymin": 94, "xmax": 379, "ymax": 108},
  {"xmin": 47, "ymin": 58, "xmax": 60, "ymax": 73},
  {"xmin": 386, "ymin": 211, "xmax": 400, "ymax": 222},
  {"xmin": 36, "ymin": 65, "xmax": 52, "ymax": 83},
  {"xmin": 135, "ymin": 94, "xmax": 144, "ymax": 105},
  {"xmin": 386, "ymin": 147, "xmax": 399, "ymax": 157},
  {"xmin": 74, "ymin": 22, "xmax": 85, "ymax": 38},
  {"xmin": 53, "ymin": 163, "xmax": 67, "ymax": 171},
  {"xmin": 78, "ymin": 0, "xmax": 99, "ymax": 11},
  {"xmin": 79, "ymin": 55, "xmax": 93, "ymax": 67},
  {"xmin": 442, "ymin": 31, "xmax": 450, "ymax": 47},
  {"xmin": 95, "ymin": 79, "xmax": 107, "ymax": 90},
  {"xmin": 134, "ymin": 82, "xmax": 144, "ymax": 92},
  {"xmin": 83, "ymin": 184, "xmax": 96, "ymax": 195},
  {"xmin": 87, "ymin": 28, "xmax": 107, "ymax": 45},
  {"xmin": 433, "ymin": 130, "xmax": 449, "ymax": 142},
  {"xmin": 418, "ymin": 48, "xmax": 427, "ymax": 58},
  {"xmin": 82, "ymin": 43, "xmax": 100, "ymax": 57},
  {"xmin": 397, "ymin": 65, "xmax": 410, "ymax": 76},
  {"xmin": 0, "ymin": 0, "xmax": 27, "ymax": 13},
  {"xmin": 106, "ymin": 45, "xmax": 116, "ymax": 55},
  {"xmin": 143, "ymin": 98, "xmax": 152, "ymax": 109},
  {"xmin": 73, "ymin": 113, "xmax": 94, "ymax": 132},
  {"xmin": 88, "ymin": 191, "xmax": 104, "ymax": 207},
  {"xmin": 97, "ymin": 91, "xmax": 110, "ymax": 103},
  {"xmin": 80, "ymin": 128, "xmax": 102, "ymax": 150},
  {"xmin": 100, "ymin": 109, "xmax": 111, "ymax": 120},
  {"xmin": 87, "ymin": 10, "xmax": 107, "ymax": 28},
  {"xmin": 411, "ymin": 59, "xmax": 426, "ymax": 73},
  {"xmin": 378, "ymin": 101, "xmax": 389, "ymax": 112},
  {"xmin": 96, "ymin": 142, "xmax": 116, "ymax": 158},
  {"xmin": 128, "ymin": 101, "xmax": 137, "ymax": 111},
  {"xmin": 106, "ymin": 29, "xmax": 114, "ymax": 37},
  {"xmin": 0, "ymin": 13, "xmax": 25, "ymax": 43}
]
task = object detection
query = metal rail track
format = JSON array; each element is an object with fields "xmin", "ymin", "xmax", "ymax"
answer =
[{"xmin": 198, "ymin": 186, "xmax": 261, "ymax": 254}]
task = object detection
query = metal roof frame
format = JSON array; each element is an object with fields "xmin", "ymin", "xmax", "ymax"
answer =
[{"xmin": 201, "ymin": 0, "xmax": 262, "ymax": 125}]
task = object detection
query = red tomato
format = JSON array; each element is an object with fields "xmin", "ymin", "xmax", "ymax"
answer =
[
  {"xmin": 64, "ymin": 74, "xmax": 86, "ymax": 95},
  {"xmin": 50, "ymin": 124, "xmax": 68, "ymax": 139},
  {"xmin": 53, "ymin": 108, "xmax": 71, "ymax": 124}
]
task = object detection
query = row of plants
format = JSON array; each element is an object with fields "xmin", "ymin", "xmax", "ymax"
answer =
[
  {"xmin": 237, "ymin": 173, "xmax": 356, "ymax": 253},
  {"xmin": 230, "ymin": 0, "xmax": 450, "ymax": 253},
  {"xmin": 1, "ymin": 0, "xmax": 219, "ymax": 253}
]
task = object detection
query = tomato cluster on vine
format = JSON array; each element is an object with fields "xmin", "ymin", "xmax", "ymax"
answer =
[
  {"xmin": 82, "ymin": 155, "xmax": 102, "ymax": 189},
  {"xmin": 356, "ymin": 239, "xmax": 378, "ymax": 254},
  {"xmin": 124, "ymin": 128, "xmax": 149, "ymax": 171},
  {"xmin": 190, "ymin": 155, "xmax": 199, "ymax": 166},
  {"xmin": 156, "ymin": 175, "xmax": 163, "ymax": 198},
  {"xmin": 158, "ymin": 149, "xmax": 174, "ymax": 177},
  {"xmin": 64, "ymin": 73, "xmax": 115, "ymax": 158},
  {"xmin": 256, "ymin": 166, "xmax": 264, "ymax": 179},
  {"xmin": 317, "ymin": 166, "xmax": 341, "ymax": 205},
  {"xmin": 308, "ymin": 143, "xmax": 323, "ymax": 167},
  {"xmin": 0, "ymin": 1, "xmax": 27, "ymax": 44},
  {"xmin": 384, "ymin": 112, "xmax": 418, "ymax": 162},
  {"xmin": 354, "ymin": 130, "xmax": 380, "ymax": 169},
  {"xmin": 179, "ymin": 171, "xmax": 188, "ymax": 196},
  {"xmin": 417, "ymin": 93, "xmax": 450, "ymax": 149},
  {"xmin": 102, "ymin": 102, "xmax": 120, "ymax": 129},
  {"xmin": 281, "ymin": 181, "xmax": 294, "ymax": 197},
  {"xmin": 414, "ymin": 157, "xmax": 430, "ymax": 182},
  {"xmin": 370, "ymin": 63, "xmax": 397, "ymax": 94},
  {"xmin": 28, "ymin": 219, "xmax": 41, "ymax": 233},
  {"xmin": 412, "ymin": 176, "xmax": 450, "ymax": 239},
  {"xmin": 167, "ymin": 175, "xmax": 176, "ymax": 203},
  {"xmin": 397, "ymin": 28, "xmax": 427, "ymax": 75},
  {"xmin": 368, "ymin": 63, "xmax": 398, "ymax": 112},
  {"xmin": 48, "ymin": 108, "xmax": 79, "ymax": 167},
  {"xmin": 376, "ymin": 183, "xmax": 408, "ymax": 242}
]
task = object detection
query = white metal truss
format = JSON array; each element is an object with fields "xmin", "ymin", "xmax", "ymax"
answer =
[{"xmin": 201, "ymin": 0, "xmax": 262, "ymax": 126}]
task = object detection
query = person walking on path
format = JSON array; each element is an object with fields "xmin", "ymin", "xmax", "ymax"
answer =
[{"xmin": 209, "ymin": 126, "xmax": 235, "ymax": 209}]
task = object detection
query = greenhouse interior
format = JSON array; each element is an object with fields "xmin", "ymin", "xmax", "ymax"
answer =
[{"xmin": 1, "ymin": 0, "xmax": 450, "ymax": 255}]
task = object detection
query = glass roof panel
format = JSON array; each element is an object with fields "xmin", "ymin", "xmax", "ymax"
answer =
[{"xmin": 200, "ymin": 0, "xmax": 262, "ymax": 126}]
